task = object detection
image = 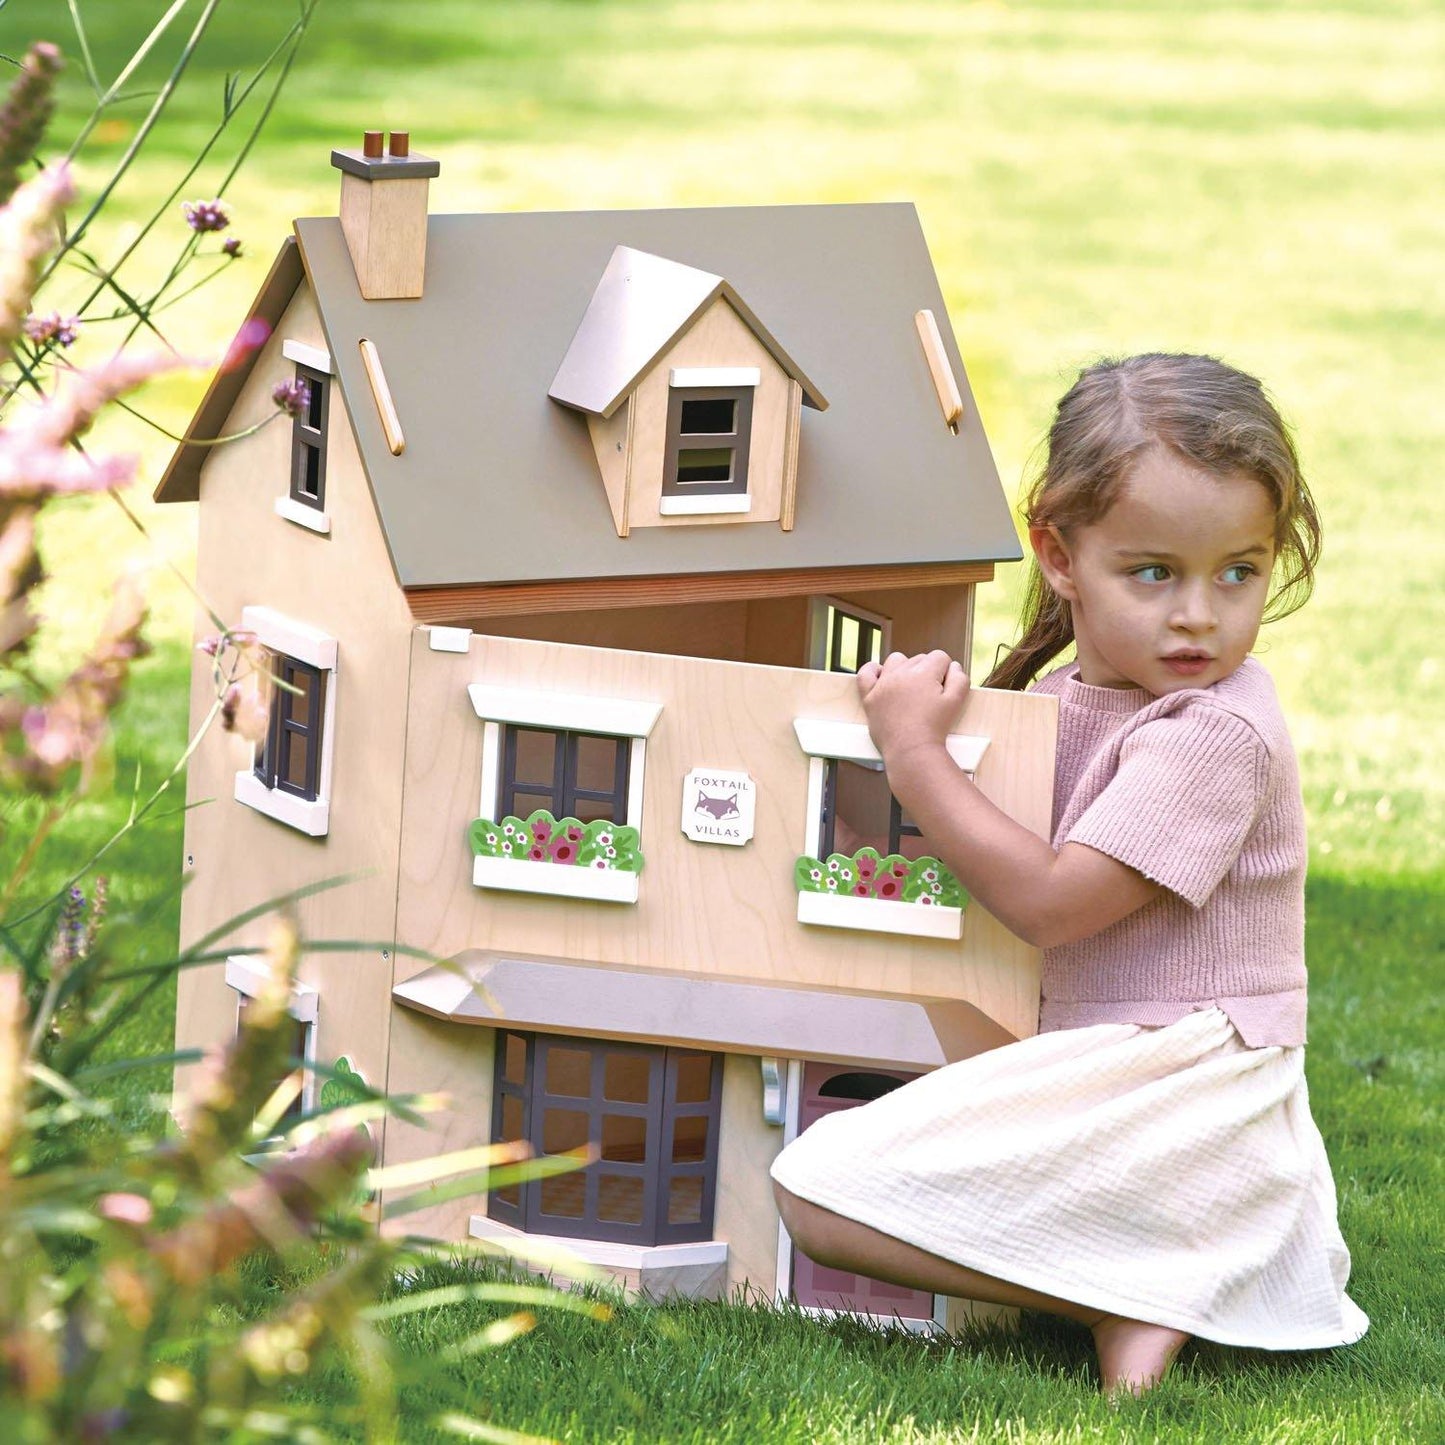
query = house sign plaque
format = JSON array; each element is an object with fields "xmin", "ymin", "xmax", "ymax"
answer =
[{"xmin": 682, "ymin": 768, "xmax": 756, "ymax": 846}]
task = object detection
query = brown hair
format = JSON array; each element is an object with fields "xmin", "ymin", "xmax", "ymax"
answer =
[{"xmin": 984, "ymin": 353, "xmax": 1321, "ymax": 691}]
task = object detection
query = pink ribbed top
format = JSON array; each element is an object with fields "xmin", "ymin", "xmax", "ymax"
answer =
[{"xmin": 1029, "ymin": 657, "xmax": 1308, "ymax": 1047}]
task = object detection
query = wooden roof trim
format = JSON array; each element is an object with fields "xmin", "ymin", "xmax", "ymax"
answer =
[
  {"xmin": 405, "ymin": 559, "xmax": 994, "ymax": 623},
  {"xmin": 393, "ymin": 952, "xmax": 1017, "ymax": 1069},
  {"xmin": 153, "ymin": 237, "xmax": 306, "ymax": 503}
]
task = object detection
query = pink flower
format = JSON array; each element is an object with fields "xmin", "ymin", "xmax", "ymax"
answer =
[
  {"xmin": 549, "ymin": 840, "xmax": 576, "ymax": 864},
  {"xmin": 530, "ymin": 818, "xmax": 552, "ymax": 844},
  {"xmin": 852, "ymin": 882, "xmax": 870, "ymax": 897},
  {"xmin": 856, "ymin": 856, "xmax": 877, "ymax": 881},
  {"xmin": 0, "ymin": 163, "xmax": 74, "ymax": 351},
  {"xmin": 876, "ymin": 878, "xmax": 901, "ymax": 900},
  {"xmin": 221, "ymin": 317, "xmax": 270, "ymax": 372},
  {"xmin": 98, "ymin": 1192, "xmax": 154, "ymax": 1226},
  {"xmin": 528, "ymin": 845, "xmax": 546, "ymax": 861}
]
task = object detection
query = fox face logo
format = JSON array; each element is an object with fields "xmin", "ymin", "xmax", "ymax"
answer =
[{"xmin": 695, "ymin": 790, "xmax": 741, "ymax": 820}]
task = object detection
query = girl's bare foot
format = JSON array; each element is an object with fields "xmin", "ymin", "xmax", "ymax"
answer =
[{"xmin": 1089, "ymin": 1314, "xmax": 1191, "ymax": 1395}]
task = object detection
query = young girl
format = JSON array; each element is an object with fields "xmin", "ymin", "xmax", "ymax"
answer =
[{"xmin": 770, "ymin": 353, "xmax": 1368, "ymax": 1394}]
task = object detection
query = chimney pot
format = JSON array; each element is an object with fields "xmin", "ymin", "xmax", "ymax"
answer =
[
  {"xmin": 362, "ymin": 129, "xmax": 383, "ymax": 158},
  {"xmin": 388, "ymin": 130, "xmax": 410, "ymax": 158}
]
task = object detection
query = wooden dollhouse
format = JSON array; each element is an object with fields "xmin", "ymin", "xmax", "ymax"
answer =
[{"xmin": 160, "ymin": 131, "xmax": 1059, "ymax": 1330}]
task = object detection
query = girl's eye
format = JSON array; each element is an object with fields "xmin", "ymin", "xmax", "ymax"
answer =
[
  {"xmin": 1221, "ymin": 564, "xmax": 1256, "ymax": 585},
  {"xmin": 1131, "ymin": 564, "xmax": 1170, "ymax": 583}
]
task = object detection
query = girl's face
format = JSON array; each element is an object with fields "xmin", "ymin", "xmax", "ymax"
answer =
[{"xmin": 1031, "ymin": 448, "xmax": 1277, "ymax": 695}]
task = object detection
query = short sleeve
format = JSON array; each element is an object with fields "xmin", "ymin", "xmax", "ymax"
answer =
[{"xmin": 1064, "ymin": 706, "xmax": 1268, "ymax": 908}]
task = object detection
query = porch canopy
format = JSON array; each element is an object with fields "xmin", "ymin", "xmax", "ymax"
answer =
[{"xmin": 392, "ymin": 951, "xmax": 1016, "ymax": 1071}]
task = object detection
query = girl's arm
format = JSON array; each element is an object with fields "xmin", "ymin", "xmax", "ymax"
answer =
[{"xmin": 858, "ymin": 650, "xmax": 1161, "ymax": 948}]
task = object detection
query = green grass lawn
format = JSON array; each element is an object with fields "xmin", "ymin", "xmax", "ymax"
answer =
[{"xmin": 4, "ymin": 0, "xmax": 1443, "ymax": 1438}]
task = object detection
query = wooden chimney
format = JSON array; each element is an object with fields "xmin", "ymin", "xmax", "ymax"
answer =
[{"xmin": 330, "ymin": 129, "xmax": 440, "ymax": 300}]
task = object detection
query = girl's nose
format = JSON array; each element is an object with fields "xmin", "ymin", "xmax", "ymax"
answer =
[{"xmin": 1171, "ymin": 582, "xmax": 1216, "ymax": 632}]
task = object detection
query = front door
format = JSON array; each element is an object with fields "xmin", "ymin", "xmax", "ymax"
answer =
[{"xmin": 789, "ymin": 1061, "xmax": 936, "ymax": 1322}]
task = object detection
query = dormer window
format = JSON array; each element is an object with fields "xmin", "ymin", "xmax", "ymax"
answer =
[
  {"xmin": 661, "ymin": 373, "xmax": 756, "ymax": 514},
  {"xmin": 289, "ymin": 362, "xmax": 329, "ymax": 511},
  {"xmin": 549, "ymin": 246, "xmax": 826, "ymax": 536}
]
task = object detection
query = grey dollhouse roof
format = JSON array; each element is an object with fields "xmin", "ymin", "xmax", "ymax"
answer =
[
  {"xmin": 157, "ymin": 203, "xmax": 1023, "ymax": 589},
  {"xmin": 549, "ymin": 244, "xmax": 828, "ymax": 418}
]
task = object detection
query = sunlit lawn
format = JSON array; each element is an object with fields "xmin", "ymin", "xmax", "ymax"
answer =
[{"xmin": 4, "ymin": 0, "xmax": 1443, "ymax": 1438}]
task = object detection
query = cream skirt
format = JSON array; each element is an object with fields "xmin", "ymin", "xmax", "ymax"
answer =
[{"xmin": 770, "ymin": 1007, "xmax": 1368, "ymax": 1349}]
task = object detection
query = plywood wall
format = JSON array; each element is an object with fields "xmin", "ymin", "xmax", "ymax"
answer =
[
  {"xmin": 394, "ymin": 629, "xmax": 1054, "ymax": 1038},
  {"xmin": 173, "ymin": 282, "xmax": 415, "ymax": 1144}
]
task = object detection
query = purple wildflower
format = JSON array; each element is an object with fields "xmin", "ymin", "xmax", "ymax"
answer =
[
  {"xmin": 182, "ymin": 198, "xmax": 230, "ymax": 234},
  {"xmin": 0, "ymin": 43, "xmax": 64, "ymax": 208},
  {"xmin": 221, "ymin": 236, "xmax": 243, "ymax": 258},
  {"xmin": 271, "ymin": 377, "xmax": 310, "ymax": 419},
  {"xmin": 22, "ymin": 310, "xmax": 79, "ymax": 347}
]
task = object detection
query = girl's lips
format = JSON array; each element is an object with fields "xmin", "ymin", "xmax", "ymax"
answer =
[{"xmin": 1162, "ymin": 655, "xmax": 1212, "ymax": 675}]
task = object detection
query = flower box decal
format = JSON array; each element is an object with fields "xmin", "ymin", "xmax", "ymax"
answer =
[
  {"xmin": 469, "ymin": 810, "xmax": 644, "ymax": 875},
  {"xmin": 794, "ymin": 848, "xmax": 966, "ymax": 907}
]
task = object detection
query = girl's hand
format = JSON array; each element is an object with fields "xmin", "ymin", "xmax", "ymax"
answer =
[{"xmin": 856, "ymin": 650, "xmax": 970, "ymax": 763}]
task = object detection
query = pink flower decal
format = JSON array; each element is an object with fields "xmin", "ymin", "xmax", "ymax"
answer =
[
  {"xmin": 528, "ymin": 845, "xmax": 546, "ymax": 861},
  {"xmin": 531, "ymin": 818, "xmax": 552, "ymax": 844},
  {"xmin": 876, "ymin": 877, "xmax": 901, "ymax": 899},
  {"xmin": 857, "ymin": 856, "xmax": 877, "ymax": 882},
  {"xmin": 549, "ymin": 839, "xmax": 576, "ymax": 864}
]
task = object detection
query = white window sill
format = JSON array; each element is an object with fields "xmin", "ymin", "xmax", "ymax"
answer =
[
  {"xmin": 235, "ymin": 770, "xmax": 330, "ymax": 837},
  {"xmin": 658, "ymin": 493, "xmax": 751, "ymax": 516},
  {"xmin": 274, "ymin": 495, "xmax": 331, "ymax": 534},
  {"xmin": 796, "ymin": 890, "xmax": 963, "ymax": 941},
  {"xmin": 472, "ymin": 854, "xmax": 639, "ymax": 904},
  {"xmin": 469, "ymin": 1213, "xmax": 727, "ymax": 1274}
]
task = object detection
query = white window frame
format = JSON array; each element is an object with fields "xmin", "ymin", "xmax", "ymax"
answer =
[
  {"xmin": 659, "ymin": 367, "xmax": 760, "ymax": 516},
  {"xmin": 806, "ymin": 596, "xmax": 892, "ymax": 672},
  {"xmin": 233, "ymin": 606, "xmax": 338, "ymax": 837},
  {"xmin": 791, "ymin": 719, "xmax": 989, "ymax": 942},
  {"xmin": 467, "ymin": 685, "xmax": 662, "ymax": 905},
  {"xmin": 224, "ymin": 952, "xmax": 319, "ymax": 1116},
  {"xmin": 274, "ymin": 339, "xmax": 334, "ymax": 534}
]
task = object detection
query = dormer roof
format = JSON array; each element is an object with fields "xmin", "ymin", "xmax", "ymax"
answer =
[{"xmin": 549, "ymin": 245, "xmax": 828, "ymax": 419}]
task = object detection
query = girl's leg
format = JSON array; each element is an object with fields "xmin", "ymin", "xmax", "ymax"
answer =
[{"xmin": 774, "ymin": 1182, "xmax": 1189, "ymax": 1393}]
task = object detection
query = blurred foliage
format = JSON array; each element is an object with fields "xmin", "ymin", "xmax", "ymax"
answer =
[{"xmin": 0, "ymin": 17, "xmax": 595, "ymax": 1442}]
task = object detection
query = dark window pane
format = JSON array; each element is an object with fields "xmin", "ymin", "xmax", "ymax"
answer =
[
  {"xmin": 281, "ymin": 731, "xmax": 311, "ymax": 791},
  {"xmin": 539, "ymin": 1173, "xmax": 585, "ymax": 1219},
  {"xmin": 511, "ymin": 729, "xmax": 560, "ymax": 790},
  {"xmin": 834, "ymin": 613, "xmax": 861, "ymax": 673},
  {"xmin": 597, "ymin": 1174, "xmax": 644, "ymax": 1225},
  {"xmin": 668, "ymin": 1177, "xmax": 703, "ymax": 1226},
  {"xmin": 495, "ymin": 1181, "xmax": 520, "ymax": 1209},
  {"xmin": 604, "ymin": 1052, "xmax": 650, "ymax": 1104},
  {"xmin": 574, "ymin": 734, "xmax": 622, "ymax": 794},
  {"xmin": 572, "ymin": 795, "xmax": 618, "ymax": 826},
  {"xmin": 544, "ymin": 1047, "xmax": 591, "ymax": 1099},
  {"xmin": 676, "ymin": 448, "xmax": 733, "ymax": 485},
  {"xmin": 500, "ymin": 1093, "xmax": 524, "ymax": 1141},
  {"xmin": 817, "ymin": 1072, "xmax": 907, "ymax": 1102},
  {"xmin": 541, "ymin": 1107, "xmax": 589, "ymax": 1156},
  {"xmin": 306, "ymin": 376, "xmax": 324, "ymax": 429},
  {"xmin": 679, "ymin": 398, "xmax": 734, "ymax": 435},
  {"xmin": 601, "ymin": 1113, "xmax": 647, "ymax": 1163},
  {"xmin": 670, "ymin": 1114, "xmax": 708, "ymax": 1164},
  {"xmin": 299, "ymin": 444, "xmax": 321, "ymax": 499},
  {"xmin": 674, "ymin": 1054, "xmax": 713, "ymax": 1105},
  {"xmin": 825, "ymin": 760, "xmax": 892, "ymax": 858},
  {"xmin": 502, "ymin": 1033, "xmax": 527, "ymax": 1086},
  {"xmin": 281, "ymin": 666, "xmax": 313, "ymax": 724}
]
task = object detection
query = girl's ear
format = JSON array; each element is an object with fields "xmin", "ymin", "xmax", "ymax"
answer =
[{"xmin": 1029, "ymin": 525, "xmax": 1079, "ymax": 601}]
